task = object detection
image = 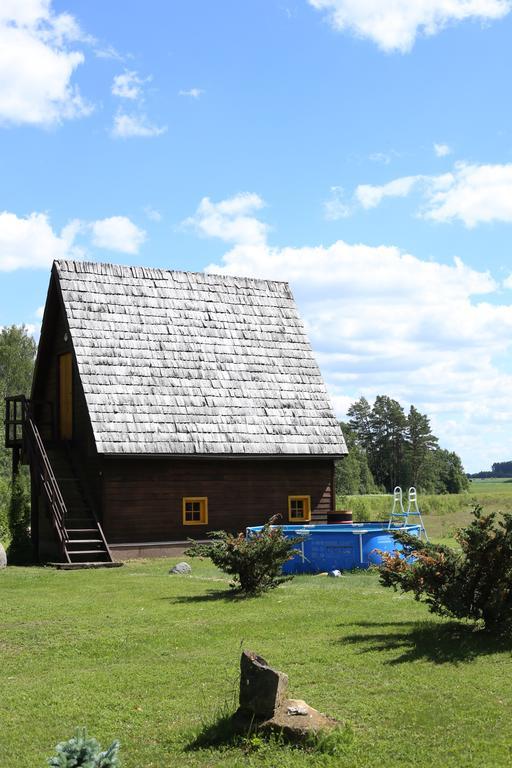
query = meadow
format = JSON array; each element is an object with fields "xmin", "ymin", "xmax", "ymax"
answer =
[
  {"xmin": 338, "ymin": 477, "xmax": 512, "ymax": 542},
  {"xmin": 1, "ymin": 559, "xmax": 512, "ymax": 765},
  {"xmin": 2, "ymin": 482, "xmax": 512, "ymax": 767}
]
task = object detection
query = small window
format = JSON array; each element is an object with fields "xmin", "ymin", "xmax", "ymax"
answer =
[
  {"xmin": 288, "ymin": 495, "xmax": 311, "ymax": 522},
  {"xmin": 182, "ymin": 497, "xmax": 208, "ymax": 525}
]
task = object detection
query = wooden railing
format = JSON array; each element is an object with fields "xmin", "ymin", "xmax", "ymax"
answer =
[{"xmin": 14, "ymin": 398, "xmax": 71, "ymax": 563}]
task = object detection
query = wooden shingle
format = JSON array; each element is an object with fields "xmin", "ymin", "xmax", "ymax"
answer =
[{"xmin": 54, "ymin": 260, "xmax": 347, "ymax": 456}]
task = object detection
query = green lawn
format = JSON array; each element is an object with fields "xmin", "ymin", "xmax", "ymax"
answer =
[{"xmin": 2, "ymin": 557, "xmax": 512, "ymax": 767}]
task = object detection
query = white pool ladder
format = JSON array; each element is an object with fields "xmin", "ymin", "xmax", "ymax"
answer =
[{"xmin": 387, "ymin": 486, "xmax": 428, "ymax": 541}]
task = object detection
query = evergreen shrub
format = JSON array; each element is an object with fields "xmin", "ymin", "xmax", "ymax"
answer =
[
  {"xmin": 379, "ymin": 505, "xmax": 512, "ymax": 632},
  {"xmin": 0, "ymin": 476, "xmax": 9, "ymax": 541},
  {"xmin": 185, "ymin": 517, "xmax": 303, "ymax": 595},
  {"xmin": 7, "ymin": 472, "xmax": 31, "ymax": 563},
  {"xmin": 47, "ymin": 728, "xmax": 120, "ymax": 767}
]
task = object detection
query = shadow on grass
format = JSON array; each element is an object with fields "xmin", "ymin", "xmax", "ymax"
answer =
[
  {"xmin": 185, "ymin": 709, "xmax": 253, "ymax": 751},
  {"xmin": 165, "ymin": 589, "xmax": 248, "ymax": 604},
  {"xmin": 337, "ymin": 620, "xmax": 512, "ymax": 664}
]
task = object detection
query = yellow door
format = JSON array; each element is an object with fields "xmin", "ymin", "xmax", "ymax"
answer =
[{"xmin": 59, "ymin": 353, "xmax": 73, "ymax": 440}]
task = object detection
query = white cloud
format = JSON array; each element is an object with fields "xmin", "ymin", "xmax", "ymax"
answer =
[
  {"xmin": 423, "ymin": 162, "xmax": 512, "ymax": 226},
  {"xmin": 324, "ymin": 186, "xmax": 352, "ymax": 220},
  {"xmin": 188, "ymin": 192, "xmax": 512, "ymax": 471},
  {"xmin": 434, "ymin": 142, "xmax": 452, "ymax": 157},
  {"xmin": 0, "ymin": 211, "xmax": 82, "ymax": 270},
  {"xmin": 182, "ymin": 193, "xmax": 268, "ymax": 245},
  {"xmin": 356, "ymin": 175, "xmax": 421, "ymax": 209},
  {"xmin": 0, "ymin": 0, "xmax": 92, "ymax": 126},
  {"xmin": 112, "ymin": 70, "xmax": 147, "ymax": 100},
  {"xmin": 308, "ymin": 0, "xmax": 512, "ymax": 53},
  {"xmin": 144, "ymin": 206, "xmax": 162, "ymax": 222},
  {"xmin": 369, "ymin": 151, "xmax": 393, "ymax": 165},
  {"xmin": 504, "ymin": 274, "xmax": 512, "ymax": 289},
  {"xmin": 353, "ymin": 162, "xmax": 512, "ymax": 227},
  {"xmin": 111, "ymin": 112, "xmax": 167, "ymax": 139},
  {"xmin": 0, "ymin": 210, "xmax": 146, "ymax": 269},
  {"xmin": 179, "ymin": 88, "xmax": 204, "ymax": 99},
  {"xmin": 90, "ymin": 216, "xmax": 146, "ymax": 254}
]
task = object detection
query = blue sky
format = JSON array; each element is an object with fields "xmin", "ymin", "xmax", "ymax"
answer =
[{"xmin": 1, "ymin": 0, "xmax": 512, "ymax": 471}]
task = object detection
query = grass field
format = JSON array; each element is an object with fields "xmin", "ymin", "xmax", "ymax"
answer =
[{"xmin": 2, "ymin": 554, "xmax": 512, "ymax": 768}]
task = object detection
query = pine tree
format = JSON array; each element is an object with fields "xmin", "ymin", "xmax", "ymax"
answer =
[{"xmin": 405, "ymin": 405, "xmax": 438, "ymax": 488}]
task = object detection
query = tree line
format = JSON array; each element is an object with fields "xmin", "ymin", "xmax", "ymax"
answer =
[
  {"xmin": 336, "ymin": 395, "xmax": 469, "ymax": 495},
  {"xmin": 470, "ymin": 461, "xmax": 512, "ymax": 479},
  {"xmin": 0, "ymin": 325, "xmax": 36, "ymax": 542}
]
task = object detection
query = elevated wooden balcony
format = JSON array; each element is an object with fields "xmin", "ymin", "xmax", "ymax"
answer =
[{"xmin": 4, "ymin": 394, "xmax": 27, "ymax": 449}]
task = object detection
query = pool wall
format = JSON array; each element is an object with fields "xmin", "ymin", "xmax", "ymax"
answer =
[{"xmin": 246, "ymin": 523, "xmax": 421, "ymax": 574}]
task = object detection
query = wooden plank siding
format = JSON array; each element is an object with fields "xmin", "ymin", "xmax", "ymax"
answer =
[
  {"xmin": 32, "ymin": 285, "xmax": 103, "ymax": 514},
  {"xmin": 102, "ymin": 457, "xmax": 335, "ymax": 543}
]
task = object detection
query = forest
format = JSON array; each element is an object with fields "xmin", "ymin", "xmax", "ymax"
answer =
[
  {"xmin": 0, "ymin": 325, "xmax": 35, "ymax": 540},
  {"xmin": 336, "ymin": 396, "xmax": 469, "ymax": 495}
]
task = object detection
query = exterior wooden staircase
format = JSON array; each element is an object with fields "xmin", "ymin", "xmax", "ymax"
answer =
[{"xmin": 5, "ymin": 396, "xmax": 119, "ymax": 569}]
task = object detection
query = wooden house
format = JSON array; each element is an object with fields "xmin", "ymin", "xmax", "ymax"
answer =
[{"xmin": 5, "ymin": 260, "xmax": 346, "ymax": 565}]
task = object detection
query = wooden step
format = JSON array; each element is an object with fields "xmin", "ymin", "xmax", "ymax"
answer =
[
  {"xmin": 68, "ymin": 549, "xmax": 108, "ymax": 555},
  {"xmin": 49, "ymin": 562, "xmax": 123, "ymax": 570},
  {"xmin": 67, "ymin": 539, "xmax": 103, "ymax": 544},
  {"xmin": 67, "ymin": 528, "xmax": 98, "ymax": 534}
]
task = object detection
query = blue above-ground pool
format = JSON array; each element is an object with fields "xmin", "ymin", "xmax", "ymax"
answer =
[{"xmin": 246, "ymin": 523, "xmax": 421, "ymax": 574}]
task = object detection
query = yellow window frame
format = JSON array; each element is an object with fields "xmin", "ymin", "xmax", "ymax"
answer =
[
  {"xmin": 288, "ymin": 495, "xmax": 311, "ymax": 523},
  {"xmin": 182, "ymin": 497, "xmax": 208, "ymax": 526}
]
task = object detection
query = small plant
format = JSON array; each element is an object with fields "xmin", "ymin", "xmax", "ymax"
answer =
[
  {"xmin": 47, "ymin": 728, "xmax": 120, "ymax": 768},
  {"xmin": 379, "ymin": 505, "xmax": 512, "ymax": 632},
  {"xmin": 185, "ymin": 517, "xmax": 303, "ymax": 595}
]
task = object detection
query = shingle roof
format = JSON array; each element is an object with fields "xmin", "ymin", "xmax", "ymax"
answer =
[{"xmin": 54, "ymin": 260, "xmax": 347, "ymax": 456}]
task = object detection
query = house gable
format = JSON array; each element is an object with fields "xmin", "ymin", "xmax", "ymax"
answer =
[{"xmin": 52, "ymin": 259, "xmax": 347, "ymax": 457}]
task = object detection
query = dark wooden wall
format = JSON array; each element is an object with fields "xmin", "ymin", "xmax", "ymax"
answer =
[
  {"xmin": 32, "ymin": 282, "xmax": 102, "ymax": 511},
  {"xmin": 102, "ymin": 457, "xmax": 335, "ymax": 543}
]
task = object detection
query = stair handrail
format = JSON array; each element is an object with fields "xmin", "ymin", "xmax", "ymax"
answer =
[
  {"xmin": 65, "ymin": 451, "xmax": 113, "ymax": 563},
  {"xmin": 22, "ymin": 401, "xmax": 71, "ymax": 563}
]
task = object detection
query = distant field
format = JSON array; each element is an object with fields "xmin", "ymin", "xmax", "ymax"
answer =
[
  {"xmin": 469, "ymin": 478, "xmax": 512, "ymax": 493},
  {"xmin": 337, "ymin": 478, "xmax": 512, "ymax": 544}
]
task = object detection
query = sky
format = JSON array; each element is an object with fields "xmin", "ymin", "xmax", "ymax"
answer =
[{"xmin": 1, "ymin": 0, "xmax": 512, "ymax": 472}]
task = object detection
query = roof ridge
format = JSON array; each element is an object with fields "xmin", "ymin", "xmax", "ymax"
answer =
[{"xmin": 53, "ymin": 259, "xmax": 290, "ymax": 289}]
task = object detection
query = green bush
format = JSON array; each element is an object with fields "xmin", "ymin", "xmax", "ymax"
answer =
[
  {"xmin": 185, "ymin": 518, "xmax": 303, "ymax": 595},
  {"xmin": 379, "ymin": 505, "xmax": 512, "ymax": 632},
  {"xmin": 0, "ymin": 475, "xmax": 9, "ymax": 542},
  {"xmin": 47, "ymin": 728, "xmax": 120, "ymax": 767},
  {"xmin": 7, "ymin": 472, "xmax": 32, "ymax": 564}
]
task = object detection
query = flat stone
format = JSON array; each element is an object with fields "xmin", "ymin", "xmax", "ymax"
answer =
[
  {"xmin": 239, "ymin": 650, "xmax": 288, "ymax": 719},
  {"xmin": 0, "ymin": 543, "xmax": 6, "ymax": 569},
  {"xmin": 169, "ymin": 562, "xmax": 192, "ymax": 574},
  {"xmin": 260, "ymin": 698, "xmax": 340, "ymax": 741}
]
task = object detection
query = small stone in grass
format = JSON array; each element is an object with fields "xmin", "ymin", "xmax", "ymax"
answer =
[
  {"xmin": 169, "ymin": 561, "xmax": 192, "ymax": 574},
  {"xmin": 328, "ymin": 569, "xmax": 342, "ymax": 578}
]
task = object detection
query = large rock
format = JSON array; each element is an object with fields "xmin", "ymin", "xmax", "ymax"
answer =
[
  {"xmin": 236, "ymin": 651, "xmax": 340, "ymax": 741},
  {"xmin": 0, "ymin": 543, "xmax": 6, "ymax": 569},
  {"xmin": 239, "ymin": 651, "xmax": 288, "ymax": 719},
  {"xmin": 169, "ymin": 562, "xmax": 191, "ymax": 575}
]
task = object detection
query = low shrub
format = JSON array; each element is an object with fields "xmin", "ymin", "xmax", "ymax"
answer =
[
  {"xmin": 47, "ymin": 728, "xmax": 120, "ymax": 767},
  {"xmin": 185, "ymin": 517, "xmax": 303, "ymax": 595},
  {"xmin": 379, "ymin": 505, "xmax": 512, "ymax": 632}
]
